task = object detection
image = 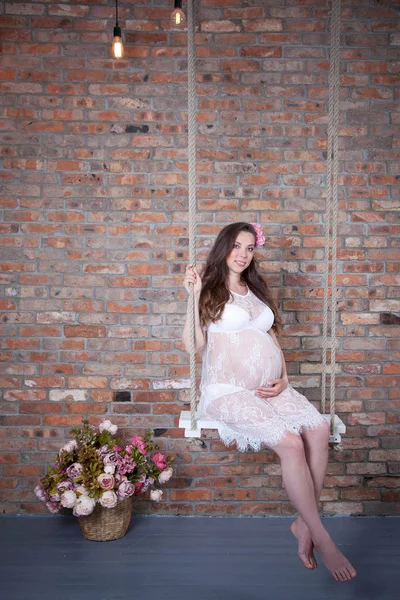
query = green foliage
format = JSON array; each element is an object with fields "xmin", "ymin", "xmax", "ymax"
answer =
[
  {"xmin": 41, "ymin": 467, "xmax": 64, "ymax": 496},
  {"xmin": 70, "ymin": 418, "xmax": 121, "ymax": 451},
  {"xmin": 70, "ymin": 418, "xmax": 94, "ymax": 446},
  {"xmin": 77, "ymin": 445, "xmax": 103, "ymax": 498}
]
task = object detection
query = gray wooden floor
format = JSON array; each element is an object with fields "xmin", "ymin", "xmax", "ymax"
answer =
[{"xmin": 0, "ymin": 515, "xmax": 398, "ymax": 600}]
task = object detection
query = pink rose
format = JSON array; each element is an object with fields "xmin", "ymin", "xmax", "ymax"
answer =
[
  {"xmin": 99, "ymin": 490, "xmax": 118, "ymax": 509},
  {"xmin": 46, "ymin": 500, "xmax": 60, "ymax": 514},
  {"xmin": 97, "ymin": 473, "xmax": 115, "ymax": 490},
  {"xmin": 117, "ymin": 480, "xmax": 135, "ymax": 499},
  {"xmin": 57, "ymin": 480, "xmax": 72, "ymax": 493},
  {"xmin": 34, "ymin": 484, "xmax": 48, "ymax": 502},
  {"xmin": 66, "ymin": 462, "xmax": 83, "ymax": 480},
  {"xmin": 133, "ymin": 474, "xmax": 145, "ymax": 494},
  {"xmin": 152, "ymin": 452, "xmax": 167, "ymax": 470},
  {"xmin": 117, "ymin": 456, "xmax": 136, "ymax": 476},
  {"xmin": 103, "ymin": 452, "xmax": 120, "ymax": 467},
  {"xmin": 98, "ymin": 444, "xmax": 109, "ymax": 456},
  {"xmin": 142, "ymin": 477, "xmax": 154, "ymax": 493},
  {"xmin": 250, "ymin": 222, "xmax": 265, "ymax": 247},
  {"xmin": 131, "ymin": 436, "xmax": 147, "ymax": 455},
  {"xmin": 134, "ymin": 482, "xmax": 144, "ymax": 494}
]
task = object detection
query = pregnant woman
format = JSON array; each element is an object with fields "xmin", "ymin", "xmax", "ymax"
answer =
[{"xmin": 182, "ymin": 222, "xmax": 356, "ymax": 582}]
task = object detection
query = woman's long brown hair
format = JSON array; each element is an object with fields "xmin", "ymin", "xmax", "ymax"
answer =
[{"xmin": 199, "ymin": 222, "xmax": 281, "ymax": 332}]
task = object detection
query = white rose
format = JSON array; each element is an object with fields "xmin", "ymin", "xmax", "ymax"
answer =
[
  {"xmin": 74, "ymin": 485, "xmax": 87, "ymax": 496},
  {"xmin": 73, "ymin": 495, "xmax": 96, "ymax": 517},
  {"xmin": 150, "ymin": 489, "xmax": 163, "ymax": 502},
  {"xmin": 99, "ymin": 419, "xmax": 112, "ymax": 431},
  {"xmin": 104, "ymin": 465, "xmax": 115, "ymax": 475},
  {"xmin": 99, "ymin": 420, "xmax": 118, "ymax": 434},
  {"xmin": 60, "ymin": 490, "xmax": 77, "ymax": 509},
  {"xmin": 158, "ymin": 468, "xmax": 173, "ymax": 484},
  {"xmin": 99, "ymin": 490, "xmax": 118, "ymax": 509},
  {"xmin": 61, "ymin": 440, "xmax": 77, "ymax": 454}
]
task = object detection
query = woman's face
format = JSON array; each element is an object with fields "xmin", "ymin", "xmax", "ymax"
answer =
[{"xmin": 226, "ymin": 231, "xmax": 256, "ymax": 275}]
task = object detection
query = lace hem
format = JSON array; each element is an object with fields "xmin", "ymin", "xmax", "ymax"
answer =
[{"xmin": 216, "ymin": 410, "xmax": 326, "ymax": 452}]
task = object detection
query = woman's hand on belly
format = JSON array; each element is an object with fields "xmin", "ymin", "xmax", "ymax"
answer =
[{"xmin": 256, "ymin": 375, "xmax": 288, "ymax": 398}]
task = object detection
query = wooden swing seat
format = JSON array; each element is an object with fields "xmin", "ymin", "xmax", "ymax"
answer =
[{"xmin": 178, "ymin": 410, "xmax": 345, "ymax": 445}]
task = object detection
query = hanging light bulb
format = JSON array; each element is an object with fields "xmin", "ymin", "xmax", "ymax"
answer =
[
  {"xmin": 111, "ymin": 0, "xmax": 124, "ymax": 59},
  {"xmin": 112, "ymin": 26, "xmax": 124, "ymax": 59},
  {"xmin": 171, "ymin": 0, "xmax": 186, "ymax": 28}
]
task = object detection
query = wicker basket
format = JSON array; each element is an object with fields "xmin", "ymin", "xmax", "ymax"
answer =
[{"xmin": 78, "ymin": 496, "xmax": 133, "ymax": 542}]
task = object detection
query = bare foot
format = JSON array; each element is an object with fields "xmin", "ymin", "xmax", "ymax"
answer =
[
  {"xmin": 290, "ymin": 517, "xmax": 317, "ymax": 570},
  {"xmin": 314, "ymin": 532, "xmax": 357, "ymax": 581}
]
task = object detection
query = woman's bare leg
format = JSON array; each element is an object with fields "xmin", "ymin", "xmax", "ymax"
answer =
[
  {"xmin": 274, "ymin": 431, "xmax": 356, "ymax": 581},
  {"xmin": 290, "ymin": 421, "xmax": 330, "ymax": 569}
]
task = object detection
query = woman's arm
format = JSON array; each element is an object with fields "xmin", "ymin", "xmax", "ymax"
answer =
[
  {"xmin": 181, "ymin": 265, "xmax": 206, "ymax": 353},
  {"xmin": 182, "ymin": 293, "xmax": 206, "ymax": 353}
]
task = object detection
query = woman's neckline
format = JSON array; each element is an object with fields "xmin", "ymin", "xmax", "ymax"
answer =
[{"xmin": 230, "ymin": 286, "xmax": 249, "ymax": 298}]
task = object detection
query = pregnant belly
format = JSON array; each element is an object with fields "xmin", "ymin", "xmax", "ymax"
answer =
[{"xmin": 222, "ymin": 330, "xmax": 282, "ymax": 389}]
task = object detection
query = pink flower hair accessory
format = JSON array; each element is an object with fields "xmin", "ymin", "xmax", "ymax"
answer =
[{"xmin": 250, "ymin": 223, "xmax": 265, "ymax": 247}]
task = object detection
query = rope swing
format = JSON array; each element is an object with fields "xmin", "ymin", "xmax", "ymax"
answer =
[
  {"xmin": 187, "ymin": 0, "xmax": 198, "ymax": 434},
  {"xmin": 179, "ymin": 0, "xmax": 345, "ymax": 445},
  {"xmin": 322, "ymin": 0, "xmax": 342, "ymax": 440}
]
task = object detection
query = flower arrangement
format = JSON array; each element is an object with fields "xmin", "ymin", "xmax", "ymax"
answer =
[{"xmin": 34, "ymin": 419, "xmax": 173, "ymax": 517}]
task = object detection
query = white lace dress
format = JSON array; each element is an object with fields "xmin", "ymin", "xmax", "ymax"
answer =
[{"xmin": 199, "ymin": 288, "xmax": 325, "ymax": 451}]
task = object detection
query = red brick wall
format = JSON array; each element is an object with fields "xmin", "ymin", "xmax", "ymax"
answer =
[{"xmin": 0, "ymin": 0, "xmax": 399, "ymax": 515}]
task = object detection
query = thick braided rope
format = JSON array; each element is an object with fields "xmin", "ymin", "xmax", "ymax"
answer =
[
  {"xmin": 187, "ymin": 0, "xmax": 197, "ymax": 431},
  {"xmin": 330, "ymin": 0, "xmax": 341, "ymax": 432},
  {"xmin": 322, "ymin": 0, "xmax": 341, "ymax": 432}
]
